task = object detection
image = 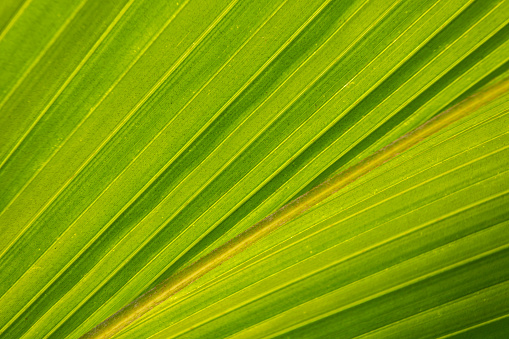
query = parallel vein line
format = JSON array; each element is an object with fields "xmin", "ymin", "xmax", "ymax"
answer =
[
  {"xmin": 280, "ymin": 31, "xmax": 509, "ymax": 235},
  {"xmin": 85, "ymin": 0, "xmax": 498, "ymax": 326},
  {"xmin": 301, "ymin": 13, "xmax": 509, "ymax": 194},
  {"xmin": 19, "ymin": 1, "xmax": 306, "ymax": 337},
  {"xmin": 151, "ymin": 187, "xmax": 509, "ymax": 339},
  {"xmin": 0, "ymin": 0, "xmax": 136, "ymax": 175},
  {"xmin": 37, "ymin": 1, "xmax": 348, "ymax": 336},
  {"xmin": 195, "ymin": 225, "xmax": 509, "ymax": 339},
  {"xmin": 80, "ymin": 77, "xmax": 509, "ymax": 338},
  {"xmin": 102, "ymin": 0, "xmax": 373, "ymax": 308},
  {"xmin": 65, "ymin": 0, "xmax": 397, "ymax": 332},
  {"xmin": 0, "ymin": 0, "xmax": 88, "ymax": 116},
  {"xmin": 5, "ymin": 0, "xmax": 288, "ymax": 333},
  {"xmin": 141, "ymin": 157, "xmax": 509, "ymax": 337},
  {"xmin": 132, "ymin": 106, "xmax": 509, "ymax": 331},
  {"xmin": 224, "ymin": 192, "xmax": 509, "ymax": 339},
  {"xmin": 438, "ymin": 313, "xmax": 509, "ymax": 338},
  {"xmin": 355, "ymin": 278, "xmax": 509, "ymax": 338},
  {"xmin": 215, "ymin": 3, "xmax": 507, "ymax": 256},
  {"xmin": 187, "ymin": 0, "xmax": 477, "ymax": 263},
  {"xmin": 263, "ymin": 239, "xmax": 509, "ymax": 339},
  {"xmin": 0, "ymin": 0, "xmax": 33, "ymax": 43},
  {"xmin": 0, "ymin": 0, "xmax": 192, "ymax": 219},
  {"xmin": 0, "ymin": 0, "xmax": 239, "ymax": 264},
  {"xmin": 211, "ymin": 133, "xmax": 509, "ymax": 298}
]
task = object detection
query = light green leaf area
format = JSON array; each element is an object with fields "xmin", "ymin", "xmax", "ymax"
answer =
[
  {"xmin": 119, "ymin": 96, "xmax": 509, "ymax": 339},
  {"xmin": 0, "ymin": 0, "xmax": 507, "ymax": 338}
]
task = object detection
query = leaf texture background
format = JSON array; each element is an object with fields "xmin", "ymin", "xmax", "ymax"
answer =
[{"xmin": 0, "ymin": 0, "xmax": 508, "ymax": 338}]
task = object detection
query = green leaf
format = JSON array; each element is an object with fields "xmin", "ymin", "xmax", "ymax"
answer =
[{"xmin": 0, "ymin": 0, "xmax": 508, "ymax": 338}]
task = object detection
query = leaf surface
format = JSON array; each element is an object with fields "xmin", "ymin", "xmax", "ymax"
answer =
[{"xmin": 0, "ymin": 0, "xmax": 508, "ymax": 338}]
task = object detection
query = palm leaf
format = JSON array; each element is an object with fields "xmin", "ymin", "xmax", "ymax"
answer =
[{"xmin": 0, "ymin": 0, "xmax": 508, "ymax": 338}]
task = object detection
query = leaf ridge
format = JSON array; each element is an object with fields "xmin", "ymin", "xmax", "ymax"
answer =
[
  {"xmin": 188, "ymin": 0, "xmax": 503, "ymax": 263},
  {"xmin": 134, "ymin": 162, "xmax": 509, "ymax": 338},
  {"xmin": 0, "ymin": 0, "xmax": 32, "ymax": 42},
  {"xmin": 0, "ymin": 0, "xmax": 240, "ymax": 263}
]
